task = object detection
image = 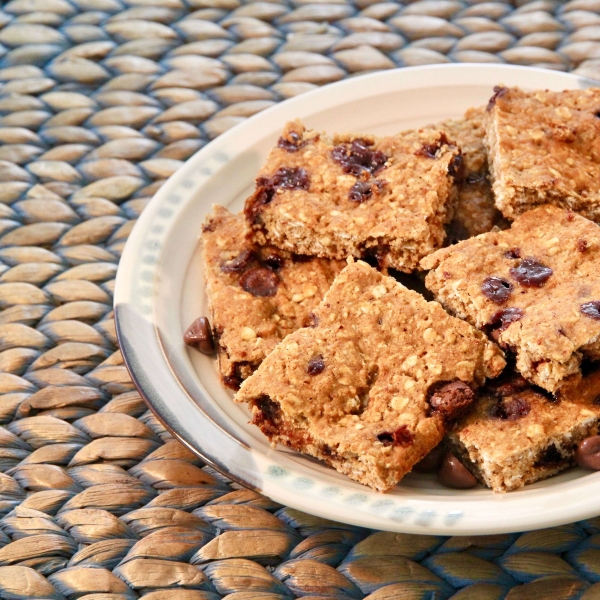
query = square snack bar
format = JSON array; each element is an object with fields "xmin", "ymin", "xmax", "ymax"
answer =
[
  {"xmin": 244, "ymin": 120, "xmax": 463, "ymax": 272},
  {"xmin": 236, "ymin": 260, "xmax": 505, "ymax": 492},
  {"xmin": 449, "ymin": 370, "xmax": 600, "ymax": 492},
  {"xmin": 437, "ymin": 107, "xmax": 506, "ymax": 240},
  {"xmin": 421, "ymin": 205, "xmax": 600, "ymax": 393},
  {"xmin": 486, "ymin": 86, "xmax": 600, "ymax": 221},
  {"xmin": 202, "ymin": 206, "xmax": 344, "ymax": 389}
]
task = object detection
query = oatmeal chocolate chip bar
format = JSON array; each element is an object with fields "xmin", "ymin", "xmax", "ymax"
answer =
[
  {"xmin": 244, "ymin": 120, "xmax": 463, "ymax": 273},
  {"xmin": 448, "ymin": 370, "xmax": 600, "ymax": 492},
  {"xmin": 202, "ymin": 205, "xmax": 344, "ymax": 389},
  {"xmin": 235, "ymin": 260, "xmax": 505, "ymax": 492},
  {"xmin": 435, "ymin": 107, "xmax": 506, "ymax": 241},
  {"xmin": 485, "ymin": 86, "xmax": 600, "ymax": 222},
  {"xmin": 421, "ymin": 205, "xmax": 600, "ymax": 393}
]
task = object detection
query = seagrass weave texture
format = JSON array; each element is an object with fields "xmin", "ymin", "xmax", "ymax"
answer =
[{"xmin": 3, "ymin": 0, "xmax": 600, "ymax": 598}]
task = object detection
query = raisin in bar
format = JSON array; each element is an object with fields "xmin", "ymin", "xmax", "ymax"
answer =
[
  {"xmin": 244, "ymin": 120, "xmax": 462, "ymax": 273},
  {"xmin": 435, "ymin": 107, "xmax": 506, "ymax": 241},
  {"xmin": 202, "ymin": 206, "xmax": 344, "ymax": 389},
  {"xmin": 421, "ymin": 205, "xmax": 600, "ymax": 393},
  {"xmin": 448, "ymin": 370, "xmax": 600, "ymax": 492},
  {"xmin": 235, "ymin": 260, "xmax": 505, "ymax": 492},
  {"xmin": 486, "ymin": 86, "xmax": 600, "ymax": 222}
]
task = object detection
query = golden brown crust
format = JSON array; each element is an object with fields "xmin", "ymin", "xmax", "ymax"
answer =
[
  {"xmin": 235, "ymin": 260, "xmax": 505, "ymax": 492},
  {"xmin": 244, "ymin": 120, "xmax": 461, "ymax": 272},
  {"xmin": 485, "ymin": 86, "xmax": 600, "ymax": 222},
  {"xmin": 421, "ymin": 205, "xmax": 600, "ymax": 393},
  {"xmin": 202, "ymin": 205, "xmax": 344, "ymax": 388}
]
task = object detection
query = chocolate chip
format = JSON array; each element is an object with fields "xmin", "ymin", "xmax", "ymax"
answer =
[
  {"xmin": 577, "ymin": 239, "xmax": 588, "ymax": 252},
  {"xmin": 594, "ymin": 394, "xmax": 600, "ymax": 406},
  {"xmin": 413, "ymin": 444, "xmax": 444, "ymax": 473},
  {"xmin": 416, "ymin": 144, "xmax": 438, "ymax": 159},
  {"xmin": 510, "ymin": 258, "xmax": 553, "ymax": 287},
  {"xmin": 377, "ymin": 425, "xmax": 414, "ymax": 447},
  {"xmin": 245, "ymin": 186, "xmax": 273, "ymax": 223},
  {"xmin": 261, "ymin": 251, "xmax": 284, "ymax": 270},
  {"xmin": 307, "ymin": 355, "xmax": 325, "ymax": 375},
  {"xmin": 487, "ymin": 372, "xmax": 529, "ymax": 398},
  {"xmin": 437, "ymin": 453, "xmax": 477, "ymax": 489},
  {"xmin": 487, "ymin": 308, "xmax": 525, "ymax": 337},
  {"xmin": 486, "ymin": 85, "xmax": 508, "ymax": 111},
  {"xmin": 221, "ymin": 249, "xmax": 255, "ymax": 274},
  {"xmin": 415, "ymin": 132, "xmax": 451, "ymax": 159},
  {"xmin": 348, "ymin": 179, "xmax": 385, "ymax": 203},
  {"xmin": 481, "ymin": 276, "xmax": 513, "ymax": 304},
  {"xmin": 491, "ymin": 396, "xmax": 531, "ymax": 420},
  {"xmin": 271, "ymin": 167, "xmax": 310, "ymax": 190},
  {"xmin": 245, "ymin": 167, "xmax": 310, "ymax": 223},
  {"xmin": 183, "ymin": 317, "xmax": 215, "ymax": 355},
  {"xmin": 254, "ymin": 394, "xmax": 280, "ymax": 420},
  {"xmin": 223, "ymin": 362, "xmax": 247, "ymax": 391},
  {"xmin": 504, "ymin": 247, "xmax": 521, "ymax": 259},
  {"xmin": 223, "ymin": 375, "xmax": 241, "ymax": 390},
  {"xmin": 448, "ymin": 152, "xmax": 465, "ymax": 182},
  {"xmin": 581, "ymin": 301, "xmax": 600, "ymax": 320},
  {"xmin": 278, "ymin": 131, "xmax": 306, "ymax": 152},
  {"xmin": 505, "ymin": 397, "xmax": 532, "ymax": 419},
  {"xmin": 251, "ymin": 394, "xmax": 282, "ymax": 435},
  {"xmin": 428, "ymin": 381, "xmax": 476, "ymax": 423},
  {"xmin": 240, "ymin": 267, "xmax": 279, "ymax": 297},
  {"xmin": 536, "ymin": 444, "xmax": 565, "ymax": 467},
  {"xmin": 331, "ymin": 138, "xmax": 387, "ymax": 177}
]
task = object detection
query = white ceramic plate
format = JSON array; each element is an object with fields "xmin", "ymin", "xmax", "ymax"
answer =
[{"xmin": 115, "ymin": 64, "xmax": 600, "ymax": 535}]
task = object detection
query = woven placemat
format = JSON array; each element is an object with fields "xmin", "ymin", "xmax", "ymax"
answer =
[{"xmin": 2, "ymin": 0, "xmax": 600, "ymax": 598}]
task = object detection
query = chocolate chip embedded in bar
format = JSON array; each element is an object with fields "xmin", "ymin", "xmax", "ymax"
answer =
[
  {"xmin": 448, "ymin": 369, "xmax": 600, "ymax": 492},
  {"xmin": 485, "ymin": 86, "xmax": 600, "ymax": 222},
  {"xmin": 235, "ymin": 260, "xmax": 505, "ymax": 492},
  {"xmin": 428, "ymin": 381, "xmax": 476, "ymax": 423},
  {"xmin": 244, "ymin": 120, "xmax": 462, "ymax": 273},
  {"xmin": 421, "ymin": 205, "xmax": 600, "ymax": 393},
  {"xmin": 201, "ymin": 205, "xmax": 344, "ymax": 389}
]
